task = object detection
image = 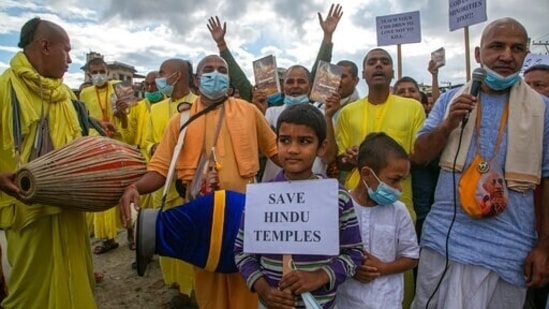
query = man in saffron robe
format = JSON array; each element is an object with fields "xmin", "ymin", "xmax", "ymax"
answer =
[
  {"xmin": 0, "ymin": 17, "xmax": 96, "ymax": 309},
  {"xmin": 120, "ymin": 55, "xmax": 279, "ymax": 309}
]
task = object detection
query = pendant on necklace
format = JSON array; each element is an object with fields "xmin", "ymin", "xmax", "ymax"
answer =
[{"xmin": 477, "ymin": 161, "xmax": 490, "ymax": 174}]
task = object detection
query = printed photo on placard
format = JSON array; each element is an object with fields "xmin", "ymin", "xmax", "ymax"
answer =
[
  {"xmin": 253, "ymin": 55, "xmax": 280, "ymax": 97},
  {"xmin": 310, "ymin": 60, "xmax": 342, "ymax": 104}
]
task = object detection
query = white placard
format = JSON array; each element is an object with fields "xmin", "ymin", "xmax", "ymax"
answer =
[
  {"xmin": 243, "ymin": 179, "xmax": 339, "ymax": 255},
  {"xmin": 376, "ymin": 11, "xmax": 421, "ymax": 46},
  {"xmin": 521, "ymin": 53, "xmax": 549, "ymax": 75},
  {"xmin": 449, "ymin": 0, "xmax": 487, "ymax": 31}
]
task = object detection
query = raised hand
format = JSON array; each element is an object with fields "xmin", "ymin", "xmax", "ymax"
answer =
[
  {"xmin": 428, "ymin": 59, "xmax": 439, "ymax": 76},
  {"xmin": 207, "ymin": 16, "xmax": 227, "ymax": 47},
  {"xmin": 318, "ymin": 3, "xmax": 343, "ymax": 40}
]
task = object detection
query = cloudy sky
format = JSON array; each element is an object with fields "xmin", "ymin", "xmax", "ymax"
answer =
[{"xmin": 1, "ymin": 0, "xmax": 548, "ymax": 96}]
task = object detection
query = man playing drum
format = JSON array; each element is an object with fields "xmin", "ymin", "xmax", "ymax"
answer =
[{"xmin": 0, "ymin": 18, "xmax": 97, "ymax": 308}]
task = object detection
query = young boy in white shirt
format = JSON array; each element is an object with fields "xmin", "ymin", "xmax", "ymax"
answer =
[{"xmin": 337, "ymin": 132, "xmax": 419, "ymax": 308}]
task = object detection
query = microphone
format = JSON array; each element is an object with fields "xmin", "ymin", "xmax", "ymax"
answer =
[{"xmin": 462, "ymin": 68, "xmax": 487, "ymax": 127}]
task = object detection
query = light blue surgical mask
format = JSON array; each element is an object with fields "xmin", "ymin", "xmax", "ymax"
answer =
[
  {"xmin": 267, "ymin": 92, "xmax": 284, "ymax": 106},
  {"xmin": 284, "ymin": 94, "xmax": 309, "ymax": 106},
  {"xmin": 155, "ymin": 73, "xmax": 177, "ymax": 97},
  {"xmin": 483, "ymin": 66, "xmax": 520, "ymax": 91},
  {"xmin": 363, "ymin": 170, "xmax": 402, "ymax": 206},
  {"xmin": 144, "ymin": 90, "xmax": 163, "ymax": 103},
  {"xmin": 199, "ymin": 71, "xmax": 229, "ymax": 100}
]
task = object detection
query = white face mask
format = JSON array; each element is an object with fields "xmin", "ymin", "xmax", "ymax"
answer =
[{"xmin": 91, "ymin": 73, "xmax": 108, "ymax": 87}]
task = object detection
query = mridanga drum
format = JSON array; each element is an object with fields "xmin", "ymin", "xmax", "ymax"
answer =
[
  {"xmin": 14, "ymin": 136, "xmax": 146, "ymax": 212},
  {"xmin": 136, "ymin": 190, "xmax": 245, "ymax": 276}
]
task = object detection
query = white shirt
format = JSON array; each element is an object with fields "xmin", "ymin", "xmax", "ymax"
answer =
[
  {"xmin": 261, "ymin": 104, "xmax": 327, "ymax": 182},
  {"xmin": 336, "ymin": 197, "xmax": 419, "ymax": 309}
]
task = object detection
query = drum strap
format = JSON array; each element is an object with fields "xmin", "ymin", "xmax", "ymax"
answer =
[
  {"xmin": 10, "ymin": 83, "xmax": 23, "ymax": 169},
  {"xmin": 160, "ymin": 99, "xmax": 226, "ymax": 209},
  {"xmin": 188, "ymin": 106, "xmax": 225, "ymax": 201},
  {"xmin": 9, "ymin": 83, "xmax": 106, "ymax": 168},
  {"xmin": 70, "ymin": 99, "xmax": 107, "ymax": 137}
]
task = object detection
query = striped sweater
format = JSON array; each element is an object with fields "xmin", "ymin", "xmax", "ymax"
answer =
[{"xmin": 234, "ymin": 172, "xmax": 363, "ymax": 308}]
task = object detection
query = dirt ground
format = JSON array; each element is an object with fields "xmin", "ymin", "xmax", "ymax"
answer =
[{"xmin": 92, "ymin": 230, "xmax": 183, "ymax": 309}]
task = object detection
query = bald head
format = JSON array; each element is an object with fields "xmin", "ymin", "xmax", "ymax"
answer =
[
  {"xmin": 157, "ymin": 58, "xmax": 192, "ymax": 98},
  {"xmin": 197, "ymin": 55, "xmax": 228, "ymax": 74},
  {"xmin": 474, "ymin": 17, "xmax": 529, "ymax": 83},
  {"xmin": 18, "ymin": 17, "xmax": 71, "ymax": 79},
  {"xmin": 161, "ymin": 58, "xmax": 188, "ymax": 74},
  {"xmin": 144, "ymin": 71, "xmax": 159, "ymax": 93},
  {"xmin": 146, "ymin": 71, "xmax": 159, "ymax": 80},
  {"xmin": 159, "ymin": 59, "xmax": 189, "ymax": 85},
  {"xmin": 19, "ymin": 17, "xmax": 68, "ymax": 50},
  {"xmin": 480, "ymin": 18, "xmax": 527, "ymax": 47}
]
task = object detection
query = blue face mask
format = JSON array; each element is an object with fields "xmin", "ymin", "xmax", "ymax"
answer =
[
  {"xmin": 363, "ymin": 170, "xmax": 402, "ymax": 206},
  {"xmin": 284, "ymin": 94, "xmax": 309, "ymax": 106},
  {"xmin": 199, "ymin": 71, "xmax": 229, "ymax": 100},
  {"xmin": 155, "ymin": 73, "xmax": 177, "ymax": 97},
  {"xmin": 484, "ymin": 66, "xmax": 520, "ymax": 91},
  {"xmin": 267, "ymin": 92, "xmax": 284, "ymax": 106},
  {"xmin": 144, "ymin": 90, "xmax": 163, "ymax": 103}
]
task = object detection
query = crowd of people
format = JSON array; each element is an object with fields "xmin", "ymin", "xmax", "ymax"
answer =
[{"xmin": 0, "ymin": 3, "xmax": 548, "ymax": 309}]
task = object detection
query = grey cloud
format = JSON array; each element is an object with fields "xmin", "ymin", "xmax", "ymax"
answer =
[
  {"xmin": 101, "ymin": 0, "xmax": 251, "ymax": 37},
  {"xmin": 414, "ymin": 2, "xmax": 447, "ymax": 37},
  {"xmin": 216, "ymin": 0, "xmax": 251, "ymax": 20},
  {"xmin": 271, "ymin": 0, "xmax": 323, "ymax": 36},
  {"xmin": 351, "ymin": 3, "xmax": 388, "ymax": 30},
  {"xmin": 122, "ymin": 51, "xmax": 164, "ymax": 70},
  {"xmin": 101, "ymin": 0, "xmax": 201, "ymax": 34}
]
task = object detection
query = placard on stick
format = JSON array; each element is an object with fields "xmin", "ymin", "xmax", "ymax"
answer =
[
  {"xmin": 376, "ymin": 11, "xmax": 421, "ymax": 46},
  {"xmin": 520, "ymin": 53, "xmax": 549, "ymax": 75},
  {"xmin": 449, "ymin": 0, "xmax": 487, "ymax": 31},
  {"xmin": 243, "ymin": 179, "xmax": 339, "ymax": 255}
]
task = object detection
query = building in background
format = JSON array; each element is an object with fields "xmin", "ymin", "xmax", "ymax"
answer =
[{"xmin": 78, "ymin": 51, "xmax": 145, "ymax": 98}]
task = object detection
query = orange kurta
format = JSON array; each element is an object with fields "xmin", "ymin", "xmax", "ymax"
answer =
[{"xmin": 148, "ymin": 97, "xmax": 277, "ymax": 309}]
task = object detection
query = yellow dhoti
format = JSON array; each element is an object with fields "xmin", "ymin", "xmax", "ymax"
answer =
[
  {"xmin": 2, "ymin": 211, "xmax": 95, "ymax": 309},
  {"xmin": 93, "ymin": 206, "xmax": 118, "ymax": 240}
]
